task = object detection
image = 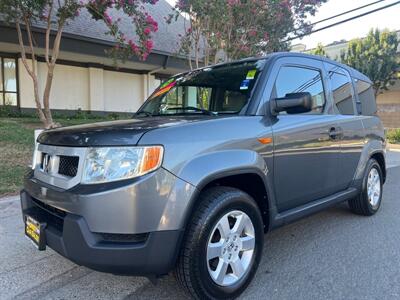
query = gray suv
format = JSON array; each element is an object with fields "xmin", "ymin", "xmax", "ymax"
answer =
[{"xmin": 21, "ymin": 53, "xmax": 386, "ymax": 299}]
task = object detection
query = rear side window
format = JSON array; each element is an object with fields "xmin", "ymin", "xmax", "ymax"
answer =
[
  {"xmin": 274, "ymin": 66, "xmax": 326, "ymax": 113},
  {"xmin": 355, "ymin": 79, "xmax": 377, "ymax": 116},
  {"xmin": 329, "ymin": 71, "xmax": 355, "ymax": 115}
]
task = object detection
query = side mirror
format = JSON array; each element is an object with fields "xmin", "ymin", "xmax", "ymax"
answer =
[{"xmin": 270, "ymin": 92, "xmax": 313, "ymax": 115}]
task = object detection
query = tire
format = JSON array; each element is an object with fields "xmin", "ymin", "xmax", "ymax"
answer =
[
  {"xmin": 348, "ymin": 158, "xmax": 383, "ymax": 216},
  {"xmin": 175, "ymin": 186, "xmax": 264, "ymax": 300}
]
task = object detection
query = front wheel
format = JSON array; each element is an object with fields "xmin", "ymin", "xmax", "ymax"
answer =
[{"xmin": 175, "ymin": 187, "xmax": 264, "ymax": 299}]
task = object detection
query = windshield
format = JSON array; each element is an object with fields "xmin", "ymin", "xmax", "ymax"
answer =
[{"xmin": 138, "ymin": 60, "xmax": 265, "ymax": 116}]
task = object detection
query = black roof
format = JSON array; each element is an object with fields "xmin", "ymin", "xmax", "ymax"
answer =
[{"xmin": 182, "ymin": 52, "xmax": 372, "ymax": 84}]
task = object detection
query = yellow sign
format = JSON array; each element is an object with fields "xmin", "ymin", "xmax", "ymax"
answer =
[
  {"xmin": 26, "ymin": 221, "xmax": 39, "ymax": 243},
  {"xmin": 246, "ymin": 69, "xmax": 257, "ymax": 80}
]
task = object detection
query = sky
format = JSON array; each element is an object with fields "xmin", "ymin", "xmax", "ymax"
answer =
[
  {"xmin": 165, "ymin": 0, "xmax": 400, "ymax": 50},
  {"xmin": 292, "ymin": 0, "xmax": 400, "ymax": 50}
]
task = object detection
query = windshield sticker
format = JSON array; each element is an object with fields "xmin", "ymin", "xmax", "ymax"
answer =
[
  {"xmin": 159, "ymin": 78, "xmax": 174, "ymax": 89},
  {"xmin": 246, "ymin": 69, "xmax": 257, "ymax": 79},
  {"xmin": 151, "ymin": 80, "xmax": 176, "ymax": 98},
  {"xmin": 240, "ymin": 79, "xmax": 250, "ymax": 90}
]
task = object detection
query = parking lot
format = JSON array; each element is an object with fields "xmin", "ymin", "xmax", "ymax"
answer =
[{"xmin": 1, "ymin": 150, "xmax": 400, "ymax": 300}]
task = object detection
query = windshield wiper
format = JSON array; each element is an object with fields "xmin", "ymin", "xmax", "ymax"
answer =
[{"xmin": 166, "ymin": 106, "xmax": 218, "ymax": 116}]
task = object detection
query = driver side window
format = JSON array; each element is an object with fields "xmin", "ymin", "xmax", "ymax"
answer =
[{"xmin": 274, "ymin": 66, "xmax": 326, "ymax": 114}]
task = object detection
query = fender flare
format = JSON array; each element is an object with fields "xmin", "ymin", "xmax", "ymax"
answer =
[{"xmin": 172, "ymin": 149, "xmax": 275, "ymax": 231}]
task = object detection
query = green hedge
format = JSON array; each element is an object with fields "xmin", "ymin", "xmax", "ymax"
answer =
[
  {"xmin": 0, "ymin": 105, "xmax": 132, "ymax": 120},
  {"xmin": 387, "ymin": 129, "xmax": 400, "ymax": 144}
]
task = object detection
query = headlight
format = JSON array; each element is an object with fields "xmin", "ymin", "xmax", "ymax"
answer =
[{"xmin": 82, "ymin": 146, "xmax": 163, "ymax": 184}]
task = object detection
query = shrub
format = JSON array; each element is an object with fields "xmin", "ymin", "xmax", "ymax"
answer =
[{"xmin": 387, "ymin": 129, "xmax": 400, "ymax": 144}]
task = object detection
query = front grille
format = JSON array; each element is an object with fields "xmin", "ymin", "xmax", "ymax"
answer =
[
  {"xmin": 58, "ymin": 156, "xmax": 79, "ymax": 177},
  {"xmin": 98, "ymin": 232, "xmax": 149, "ymax": 244},
  {"xmin": 31, "ymin": 197, "xmax": 65, "ymax": 232}
]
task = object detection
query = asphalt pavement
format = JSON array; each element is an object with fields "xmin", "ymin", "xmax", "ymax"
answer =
[{"xmin": 1, "ymin": 150, "xmax": 399, "ymax": 300}]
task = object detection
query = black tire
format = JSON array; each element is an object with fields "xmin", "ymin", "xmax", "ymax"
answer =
[
  {"xmin": 348, "ymin": 158, "xmax": 383, "ymax": 216},
  {"xmin": 175, "ymin": 186, "xmax": 264, "ymax": 300}
]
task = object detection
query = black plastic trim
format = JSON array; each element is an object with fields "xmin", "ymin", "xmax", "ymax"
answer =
[{"xmin": 20, "ymin": 190, "xmax": 183, "ymax": 276}]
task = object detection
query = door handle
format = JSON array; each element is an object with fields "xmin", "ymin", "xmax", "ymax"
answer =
[{"xmin": 328, "ymin": 127, "xmax": 342, "ymax": 140}]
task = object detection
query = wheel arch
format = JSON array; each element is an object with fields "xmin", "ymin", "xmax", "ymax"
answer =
[
  {"xmin": 182, "ymin": 169, "xmax": 272, "ymax": 233},
  {"xmin": 371, "ymin": 151, "xmax": 386, "ymax": 183},
  {"xmin": 352, "ymin": 140, "xmax": 386, "ymax": 189}
]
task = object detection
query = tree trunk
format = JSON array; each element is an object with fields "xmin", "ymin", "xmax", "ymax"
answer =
[
  {"xmin": 15, "ymin": 22, "xmax": 49, "ymax": 127},
  {"xmin": 15, "ymin": 12, "xmax": 65, "ymax": 129},
  {"xmin": 42, "ymin": 66, "xmax": 55, "ymax": 127}
]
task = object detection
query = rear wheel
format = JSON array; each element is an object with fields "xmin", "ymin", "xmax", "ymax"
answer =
[
  {"xmin": 175, "ymin": 186, "xmax": 264, "ymax": 299},
  {"xmin": 348, "ymin": 158, "xmax": 383, "ymax": 216}
]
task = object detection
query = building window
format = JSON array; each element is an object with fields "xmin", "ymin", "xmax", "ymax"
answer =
[{"xmin": 0, "ymin": 57, "xmax": 18, "ymax": 106}]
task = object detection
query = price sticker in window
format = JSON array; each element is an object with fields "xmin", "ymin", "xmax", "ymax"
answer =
[{"xmin": 246, "ymin": 69, "xmax": 257, "ymax": 80}]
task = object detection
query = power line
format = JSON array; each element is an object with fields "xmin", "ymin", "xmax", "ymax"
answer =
[
  {"xmin": 310, "ymin": 0, "xmax": 387, "ymax": 27},
  {"xmin": 286, "ymin": 0, "xmax": 400, "ymax": 42}
]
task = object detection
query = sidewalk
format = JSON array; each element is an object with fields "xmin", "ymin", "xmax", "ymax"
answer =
[
  {"xmin": 0, "ymin": 195, "xmax": 19, "ymax": 202},
  {"xmin": 388, "ymin": 143, "xmax": 400, "ymax": 151}
]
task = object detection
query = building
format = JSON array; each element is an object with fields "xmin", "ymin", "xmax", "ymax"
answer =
[
  {"xmin": 292, "ymin": 31, "xmax": 400, "ymax": 128},
  {"xmin": 0, "ymin": 0, "xmax": 191, "ymax": 115}
]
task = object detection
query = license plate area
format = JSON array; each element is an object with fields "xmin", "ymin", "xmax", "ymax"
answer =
[{"xmin": 25, "ymin": 215, "xmax": 47, "ymax": 250}]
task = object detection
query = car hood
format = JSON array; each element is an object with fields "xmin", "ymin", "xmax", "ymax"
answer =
[{"xmin": 37, "ymin": 116, "xmax": 215, "ymax": 147}]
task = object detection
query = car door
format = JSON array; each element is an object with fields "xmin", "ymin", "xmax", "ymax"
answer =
[
  {"xmin": 269, "ymin": 57, "xmax": 342, "ymax": 212},
  {"xmin": 323, "ymin": 63, "xmax": 366, "ymax": 190}
]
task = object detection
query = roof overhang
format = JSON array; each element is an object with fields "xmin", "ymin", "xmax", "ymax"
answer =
[{"xmin": 0, "ymin": 22, "xmax": 192, "ymax": 76}]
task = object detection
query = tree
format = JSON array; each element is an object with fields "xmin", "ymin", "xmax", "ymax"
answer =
[
  {"xmin": 341, "ymin": 29, "xmax": 399, "ymax": 97},
  {"xmin": 167, "ymin": 0, "xmax": 326, "ymax": 69},
  {"xmin": 0, "ymin": 0, "xmax": 159, "ymax": 128},
  {"xmin": 310, "ymin": 43, "xmax": 328, "ymax": 58}
]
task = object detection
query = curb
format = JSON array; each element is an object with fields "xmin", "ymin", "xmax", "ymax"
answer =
[
  {"xmin": 387, "ymin": 143, "xmax": 400, "ymax": 152},
  {"xmin": 387, "ymin": 143, "xmax": 400, "ymax": 150},
  {"xmin": 0, "ymin": 195, "xmax": 19, "ymax": 202}
]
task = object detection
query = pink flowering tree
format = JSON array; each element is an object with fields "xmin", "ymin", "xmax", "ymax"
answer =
[
  {"xmin": 168, "ymin": 0, "xmax": 326, "ymax": 69},
  {"xmin": 0, "ymin": 0, "xmax": 159, "ymax": 128}
]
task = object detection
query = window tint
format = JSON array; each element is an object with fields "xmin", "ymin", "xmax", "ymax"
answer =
[
  {"xmin": 329, "ymin": 71, "xmax": 355, "ymax": 115},
  {"xmin": 274, "ymin": 66, "xmax": 325, "ymax": 113},
  {"xmin": 355, "ymin": 79, "xmax": 376, "ymax": 116},
  {"xmin": 140, "ymin": 60, "xmax": 265, "ymax": 115},
  {"xmin": 222, "ymin": 90, "xmax": 248, "ymax": 111}
]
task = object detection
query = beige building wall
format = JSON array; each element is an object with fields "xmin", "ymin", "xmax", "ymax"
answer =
[
  {"xmin": 41, "ymin": 63, "xmax": 90, "ymax": 111},
  {"xmin": 377, "ymin": 79, "xmax": 400, "ymax": 104},
  {"xmin": 18, "ymin": 59, "xmax": 161, "ymax": 113},
  {"xmin": 377, "ymin": 80, "xmax": 400, "ymax": 128},
  {"xmin": 103, "ymin": 70, "xmax": 144, "ymax": 112}
]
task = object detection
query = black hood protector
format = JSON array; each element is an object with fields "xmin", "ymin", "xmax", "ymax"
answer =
[{"xmin": 37, "ymin": 116, "xmax": 213, "ymax": 147}]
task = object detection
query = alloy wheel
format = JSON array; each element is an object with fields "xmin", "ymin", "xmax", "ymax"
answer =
[
  {"xmin": 367, "ymin": 167, "xmax": 381, "ymax": 207},
  {"xmin": 206, "ymin": 210, "xmax": 256, "ymax": 286}
]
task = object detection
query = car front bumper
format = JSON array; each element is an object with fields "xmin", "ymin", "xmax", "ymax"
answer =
[
  {"xmin": 21, "ymin": 190, "xmax": 182, "ymax": 275},
  {"xmin": 21, "ymin": 169, "xmax": 196, "ymax": 275}
]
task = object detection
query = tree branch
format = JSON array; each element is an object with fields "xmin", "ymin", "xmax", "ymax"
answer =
[
  {"xmin": 16, "ymin": 22, "xmax": 33, "ymax": 77},
  {"xmin": 24, "ymin": 16, "xmax": 37, "ymax": 75},
  {"xmin": 45, "ymin": 2, "xmax": 54, "ymax": 66}
]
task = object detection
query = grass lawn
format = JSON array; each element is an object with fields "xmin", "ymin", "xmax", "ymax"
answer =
[{"xmin": 0, "ymin": 117, "xmax": 111, "ymax": 196}]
